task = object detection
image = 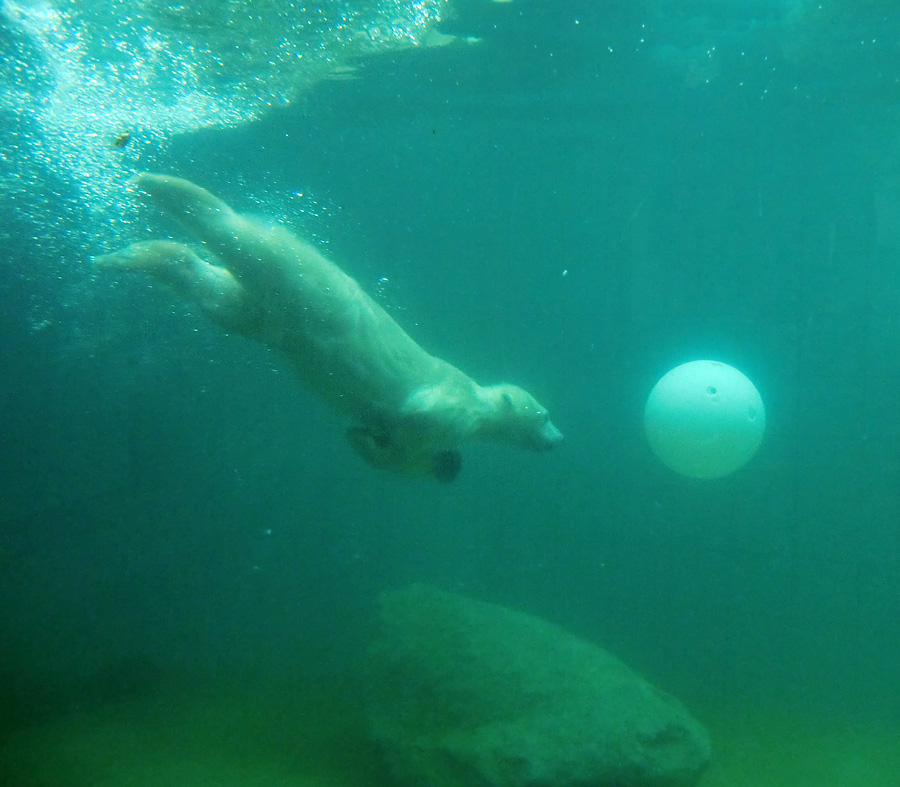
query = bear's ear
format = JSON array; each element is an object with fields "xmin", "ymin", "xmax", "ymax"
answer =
[
  {"xmin": 432, "ymin": 450, "xmax": 462, "ymax": 483},
  {"xmin": 500, "ymin": 391, "xmax": 515, "ymax": 410}
]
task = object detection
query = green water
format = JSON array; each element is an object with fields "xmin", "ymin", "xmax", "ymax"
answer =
[{"xmin": 2, "ymin": 0, "xmax": 900, "ymax": 784}]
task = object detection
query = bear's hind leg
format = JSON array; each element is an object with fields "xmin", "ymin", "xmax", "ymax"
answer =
[{"xmin": 94, "ymin": 240, "xmax": 250, "ymax": 331}]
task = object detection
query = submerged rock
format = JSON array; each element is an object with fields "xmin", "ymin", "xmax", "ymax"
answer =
[{"xmin": 365, "ymin": 584, "xmax": 710, "ymax": 787}]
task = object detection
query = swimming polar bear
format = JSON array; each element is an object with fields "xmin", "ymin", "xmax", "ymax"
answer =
[{"xmin": 95, "ymin": 174, "xmax": 562, "ymax": 481}]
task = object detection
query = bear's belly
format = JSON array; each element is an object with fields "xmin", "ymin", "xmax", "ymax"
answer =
[{"xmin": 283, "ymin": 315, "xmax": 448, "ymax": 422}]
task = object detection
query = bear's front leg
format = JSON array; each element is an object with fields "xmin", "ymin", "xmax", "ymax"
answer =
[{"xmin": 346, "ymin": 425, "xmax": 463, "ymax": 482}]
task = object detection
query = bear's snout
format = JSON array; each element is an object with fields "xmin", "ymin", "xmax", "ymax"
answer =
[{"xmin": 534, "ymin": 418, "xmax": 563, "ymax": 450}]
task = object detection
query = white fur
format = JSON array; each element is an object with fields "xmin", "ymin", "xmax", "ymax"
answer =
[{"xmin": 95, "ymin": 174, "xmax": 562, "ymax": 480}]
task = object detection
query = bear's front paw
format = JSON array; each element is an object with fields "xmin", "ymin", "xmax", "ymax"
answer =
[{"xmin": 345, "ymin": 426, "xmax": 462, "ymax": 482}]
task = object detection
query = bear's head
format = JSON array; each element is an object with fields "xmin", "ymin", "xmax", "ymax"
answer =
[
  {"xmin": 478, "ymin": 384, "xmax": 563, "ymax": 451},
  {"xmin": 346, "ymin": 382, "xmax": 561, "ymax": 482}
]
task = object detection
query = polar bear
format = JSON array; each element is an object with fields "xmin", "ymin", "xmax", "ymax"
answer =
[{"xmin": 95, "ymin": 174, "xmax": 562, "ymax": 481}]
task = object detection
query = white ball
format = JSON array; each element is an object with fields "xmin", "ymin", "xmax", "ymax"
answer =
[{"xmin": 644, "ymin": 360, "xmax": 765, "ymax": 479}]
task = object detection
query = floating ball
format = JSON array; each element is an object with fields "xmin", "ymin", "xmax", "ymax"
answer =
[{"xmin": 644, "ymin": 360, "xmax": 765, "ymax": 479}]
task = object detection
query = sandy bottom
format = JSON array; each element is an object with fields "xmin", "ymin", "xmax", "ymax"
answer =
[
  {"xmin": 696, "ymin": 702, "xmax": 900, "ymax": 787},
  {"xmin": 2, "ymin": 679, "xmax": 898, "ymax": 787},
  {"xmin": 0, "ymin": 678, "xmax": 381, "ymax": 787}
]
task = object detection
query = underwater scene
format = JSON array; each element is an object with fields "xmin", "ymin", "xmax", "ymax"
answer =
[{"xmin": 2, "ymin": 0, "xmax": 900, "ymax": 784}]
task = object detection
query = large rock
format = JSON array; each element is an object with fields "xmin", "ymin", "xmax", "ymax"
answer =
[{"xmin": 365, "ymin": 585, "xmax": 710, "ymax": 787}]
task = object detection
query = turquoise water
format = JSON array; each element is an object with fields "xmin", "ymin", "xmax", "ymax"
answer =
[{"xmin": 2, "ymin": 0, "xmax": 900, "ymax": 783}]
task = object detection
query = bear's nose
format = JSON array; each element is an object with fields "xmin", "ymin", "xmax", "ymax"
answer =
[{"xmin": 538, "ymin": 420, "xmax": 563, "ymax": 449}]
